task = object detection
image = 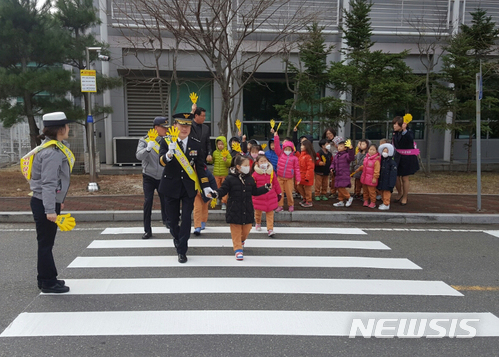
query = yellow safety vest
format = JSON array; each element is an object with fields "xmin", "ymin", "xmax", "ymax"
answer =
[{"xmin": 20, "ymin": 140, "xmax": 75, "ymax": 181}]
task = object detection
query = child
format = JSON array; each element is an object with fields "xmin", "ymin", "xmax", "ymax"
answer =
[
  {"xmin": 376, "ymin": 138, "xmax": 388, "ymax": 200},
  {"xmin": 330, "ymin": 139, "xmax": 355, "ymax": 207},
  {"xmin": 228, "ymin": 136, "xmax": 242, "ymax": 158},
  {"xmin": 314, "ymin": 139, "xmax": 332, "ymax": 201},
  {"xmin": 358, "ymin": 144, "xmax": 381, "ymax": 208},
  {"xmin": 328, "ymin": 137, "xmax": 340, "ymax": 198},
  {"xmin": 352, "ymin": 139, "xmax": 369, "ymax": 199},
  {"xmin": 247, "ymin": 144, "xmax": 261, "ymax": 168},
  {"xmin": 210, "ymin": 155, "xmax": 271, "ymax": 260},
  {"xmin": 265, "ymin": 138, "xmax": 279, "ymax": 172},
  {"xmin": 252, "ymin": 155, "xmax": 282, "ymax": 236},
  {"xmin": 193, "ymin": 167, "xmax": 219, "ymax": 235},
  {"xmin": 273, "ymin": 131, "xmax": 301, "ymax": 212},
  {"xmin": 377, "ymin": 143, "xmax": 398, "ymax": 210},
  {"xmin": 212, "ymin": 136, "xmax": 232, "ymax": 210},
  {"xmin": 297, "ymin": 140, "xmax": 315, "ymax": 207}
]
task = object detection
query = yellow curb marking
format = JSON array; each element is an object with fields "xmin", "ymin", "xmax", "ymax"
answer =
[{"xmin": 452, "ymin": 285, "xmax": 499, "ymax": 291}]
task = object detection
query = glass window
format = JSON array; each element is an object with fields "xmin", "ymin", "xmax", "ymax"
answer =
[
  {"xmin": 170, "ymin": 80, "xmax": 212, "ymax": 121},
  {"xmin": 243, "ymin": 81, "xmax": 294, "ymax": 122}
]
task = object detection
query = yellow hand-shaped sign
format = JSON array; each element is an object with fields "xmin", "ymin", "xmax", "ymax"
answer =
[
  {"xmin": 261, "ymin": 143, "xmax": 267, "ymax": 150},
  {"xmin": 270, "ymin": 119, "xmax": 275, "ymax": 129},
  {"xmin": 276, "ymin": 122, "xmax": 282, "ymax": 131},
  {"xmin": 221, "ymin": 149, "xmax": 229, "ymax": 158},
  {"xmin": 403, "ymin": 113, "xmax": 413, "ymax": 124},
  {"xmin": 231, "ymin": 142, "xmax": 242, "ymax": 153},
  {"xmin": 294, "ymin": 119, "xmax": 302, "ymax": 129},
  {"xmin": 235, "ymin": 119, "xmax": 241, "ymax": 130},
  {"xmin": 345, "ymin": 139, "xmax": 353, "ymax": 149},
  {"xmin": 321, "ymin": 155, "xmax": 326, "ymax": 163},
  {"xmin": 55, "ymin": 213, "xmax": 76, "ymax": 231},
  {"xmin": 210, "ymin": 199, "xmax": 217, "ymax": 208},
  {"xmin": 167, "ymin": 126, "xmax": 180, "ymax": 142},
  {"xmin": 147, "ymin": 128, "xmax": 158, "ymax": 141},
  {"xmin": 189, "ymin": 92, "xmax": 198, "ymax": 104}
]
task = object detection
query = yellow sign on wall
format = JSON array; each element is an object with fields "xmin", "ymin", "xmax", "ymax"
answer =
[{"xmin": 81, "ymin": 70, "xmax": 97, "ymax": 92}]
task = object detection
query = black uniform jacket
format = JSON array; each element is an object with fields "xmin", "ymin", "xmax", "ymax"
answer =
[
  {"xmin": 190, "ymin": 121, "xmax": 211, "ymax": 162},
  {"xmin": 158, "ymin": 136, "xmax": 209, "ymax": 199}
]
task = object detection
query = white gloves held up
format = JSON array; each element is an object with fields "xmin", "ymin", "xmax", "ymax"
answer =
[{"xmin": 146, "ymin": 141, "xmax": 155, "ymax": 151}]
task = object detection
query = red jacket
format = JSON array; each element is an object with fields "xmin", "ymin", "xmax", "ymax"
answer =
[{"xmin": 298, "ymin": 152, "xmax": 315, "ymax": 186}]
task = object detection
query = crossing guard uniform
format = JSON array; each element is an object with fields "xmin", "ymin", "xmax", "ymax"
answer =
[
  {"xmin": 136, "ymin": 117, "xmax": 170, "ymax": 237},
  {"xmin": 158, "ymin": 113, "xmax": 210, "ymax": 258}
]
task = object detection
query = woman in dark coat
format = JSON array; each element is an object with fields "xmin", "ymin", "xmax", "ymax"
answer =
[
  {"xmin": 392, "ymin": 116, "xmax": 419, "ymax": 205},
  {"xmin": 210, "ymin": 155, "xmax": 270, "ymax": 260}
]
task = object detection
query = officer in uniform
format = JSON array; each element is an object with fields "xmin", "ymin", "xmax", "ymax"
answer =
[
  {"xmin": 136, "ymin": 116, "xmax": 170, "ymax": 239},
  {"xmin": 158, "ymin": 113, "xmax": 213, "ymax": 263}
]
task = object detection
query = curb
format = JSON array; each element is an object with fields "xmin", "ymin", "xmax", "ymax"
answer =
[{"xmin": 2, "ymin": 210, "xmax": 499, "ymax": 225}]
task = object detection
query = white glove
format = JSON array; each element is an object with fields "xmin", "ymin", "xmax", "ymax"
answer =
[
  {"xmin": 167, "ymin": 149, "xmax": 175, "ymax": 158},
  {"xmin": 203, "ymin": 187, "xmax": 215, "ymax": 198},
  {"xmin": 146, "ymin": 141, "xmax": 155, "ymax": 151},
  {"xmin": 168, "ymin": 142, "xmax": 177, "ymax": 151}
]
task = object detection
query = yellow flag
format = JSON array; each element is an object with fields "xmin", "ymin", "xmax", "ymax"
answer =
[
  {"xmin": 168, "ymin": 126, "xmax": 179, "ymax": 142},
  {"xmin": 403, "ymin": 113, "xmax": 413, "ymax": 124},
  {"xmin": 235, "ymin": 119, "xmax": 241, "ymax": 130},
  {"xmin": 270, "ymin": 119, "xmax": 275, "ymax": 129},
  {"xmin": 210, "ymin": 199, "xmax": 217, "ymax": 208},
  {"xmin": 276, "ymin": 122, "xmax": 282, "ymax": 131},
  {"xmin": 189, "ymin": 92, "xmax": 198, "ymax": 104},
  {"xmin": 294, "ymin": 119, "xmax": 302, "ymax": 129},
  {"xmin": 231, "ymin": 142, "xmax": 242, "ymax": 153},
  {"xmin": 261, "ymin": 143, "xmax": 267, "ymax": 150},
  {"xmin": 221, "ymin": 149, "xmax": 229, "ymax": 157},
  {"xmin": 148, "ymin": 128, "xmax": 158, "ymax": 141}
]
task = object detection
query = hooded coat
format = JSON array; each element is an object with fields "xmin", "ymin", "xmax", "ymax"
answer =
[
  {"xmin": 212, "ymin": 136, "xmax": 232, "ymax": 176},
  {"xmin": 252, "ymin": 163, "xmax": 282, "ymax": 212},
  {"xmin": 377, "ymin": 144, "xmax": 398, "ymax": 191},
  {"xmin": 273, "ymin": 135, "xmax": 301, "ymax": 182},
  {"xmin": 265, "ymin": 138, "xmax": 279, "ymax": 171},
  {"xmin": 299, "ymin": 152, "xmax": 315, "ymax": 186},
  {"xmin": 215, "ymin": 167, "xmax": 269, "ymax": 225},
  {"xmin": 360, "ymin": 153, "xmax": 381, "ymax": 187},
  {"xmin": 330, "ymin": 148, "xmax": 355, "ymax": 188}
]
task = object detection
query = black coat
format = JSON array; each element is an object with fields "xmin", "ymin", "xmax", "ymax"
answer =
[
  {"xmin": 377, "ymin": 157, "xmax": 398, "ymax": 192},
  {"xmin": 190, "ymin": 121, "xmax": 211, "ymax": 163},
  {"xmin": 392, "ymin": 130, "xmax": 419, "ymax": 176},
  {"xmin": 158, "ymin": 136, "xmax": 209, "ymax": 199},
  {"xmin": 215, "ymin": 170, "xmax": 268, "ymax": 225}
]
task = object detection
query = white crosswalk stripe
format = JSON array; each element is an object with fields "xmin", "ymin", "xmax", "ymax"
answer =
[{"xmin": 2, "ymin": 226, "xmax": 499, "ymax": 338}]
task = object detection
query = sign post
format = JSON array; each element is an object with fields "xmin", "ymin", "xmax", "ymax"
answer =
[{"xmin": 476, "ymin": 65, "xmax": 482, "ymax": 211}]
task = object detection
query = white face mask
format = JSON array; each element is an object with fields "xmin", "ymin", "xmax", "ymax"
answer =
[
  {"xmin": 284, "ymin": 150, "xmax": 292, "ymax": 156},
  {"xmin": 260, "ymin": 163, "xmax": 268, "ymax": 170},
  {"xmin": 240, "ymin": 166, "xmax": 250, "ymax": 174},
  {"xmin": 382, "ymin": 152, "xmax": 389, "ymax": 158},
  {"xmin": 326, "ymin": 145, "xmax": 331, "ymax": 151}
]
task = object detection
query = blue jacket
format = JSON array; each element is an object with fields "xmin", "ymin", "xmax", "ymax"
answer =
[
  {"xmin": 265, "ymin": 139, "xmax": 279, "ymax": 171},
  {"xmin": 377, "ymin": 157, "xmax": 398, "ymax": 191}
]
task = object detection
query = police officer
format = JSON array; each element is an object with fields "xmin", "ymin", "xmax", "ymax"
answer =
[
  {"xmin": 30, "ymin": 112, "xmax": 73, "ymax": 293},
  {"xmin": 159, "ymin": 113, "xmax": 213, "ymax": 263},
  {"xmin": 136, "ymin": 117, "xmax": 170, "ymax": 239}
]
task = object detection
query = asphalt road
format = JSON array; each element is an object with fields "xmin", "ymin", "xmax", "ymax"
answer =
[{"xmin": 0, "ymin": 221, "xmax": 498, "ymax": 357}]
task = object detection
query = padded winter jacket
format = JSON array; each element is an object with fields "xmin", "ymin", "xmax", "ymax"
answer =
[
  {"xmin": 273, "ymin": 135, "xmax": 301, "ymax": 182},
  {"xmin": 315, "ymin": 149, "xmax": 332, "ymax": 175},
  {"xmin": 360, "ymin": 153, "xmax": 381, "ymax": 187},
  {"xmin": 299, "ymin": 152, "xmax": 315, "ymax": 186},
  {"xmin": 330, "ymin": 148, "xmax": 355, "ymax": 188},
  {"xmin": 212, "ymin": 136, "xmax": 232, "ymax": 177},
  {"xmin": 252, "ymin": 163, "xmax": 282, "ymax": 212}
]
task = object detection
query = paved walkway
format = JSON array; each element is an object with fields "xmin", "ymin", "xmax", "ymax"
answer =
[{"xmin": 1, "ymin": 193, "xmax": 497, "ymax": 214}]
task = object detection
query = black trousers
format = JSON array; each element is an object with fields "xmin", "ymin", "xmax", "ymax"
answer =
[
  {"xmin": 165, "ymin": 185, "xmax": 195, "ymax": 255},
  {"xmin": 143, "ymin": 174, "xmax": 169, "ymax": 234},
  {"xmin": 30, "ymin": 197, "xmax": 61, "ymax": 287}
]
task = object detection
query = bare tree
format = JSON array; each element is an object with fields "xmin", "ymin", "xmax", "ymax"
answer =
[
  {"xmin": 405, "ymin": 7, "xmax": 450, "ymax": 176},
  {"xmin": 113, "ymin": 0, "xmax": 319, "ymax": 136}
]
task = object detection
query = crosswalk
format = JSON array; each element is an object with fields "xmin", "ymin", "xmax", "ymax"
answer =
[{"xmin": 2, "ymin": 226, "xmax": 499, "ymax": 339}]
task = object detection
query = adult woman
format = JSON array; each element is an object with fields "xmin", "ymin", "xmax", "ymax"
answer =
[
  {"xmin": 392, "ymin": 116, "xmax": 419, "ymax": 205},
  {"xmin": 29, "ymin": 112, "xmax": 73, "ymax": 293},
  {"xmin": 322, "ymin": 127, "xmax": 336, "ymax": 141}
]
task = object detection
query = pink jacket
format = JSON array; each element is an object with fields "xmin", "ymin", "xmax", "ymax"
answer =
[
  {"xmin": 360, "ymin": 153, "xmax": 381, "ymax": 187},
  {"xmin": 252, "ymin": 163, "xmax": 282, "ymax": 212},
  {"xmin": 273, "ymin": 135, "xmax": 301, "ymax": 182}
]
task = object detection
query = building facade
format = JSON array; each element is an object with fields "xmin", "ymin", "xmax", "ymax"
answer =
[{"xmin": 90, "ymin": 0, "xmax": 499, "ymax": 165}]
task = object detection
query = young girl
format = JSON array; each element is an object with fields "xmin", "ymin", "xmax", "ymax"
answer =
[
  {"xmin": 247, "ymin": 144, "xmax": 261, "ymax": 168},
  {"xmin": 377, "ymin": 143, "xmax": 398, "ymax": 210},
  {"xmin": 352, "ymin": 139, "xmax": 368, "ymax": 199},
  {"xmin": 358, "ymin": 144, "xmax": 381, "ymax": 208},
  {"xmin": 297, "ymin": 140, "xmax": 315, "ymax": 208},
  {"xmin": 273, "ymin": 132, "xmax": 301, "ymax": 212},
  {"xmin": 211, "ymin": 136, "xmax": 232, "ymax": 210},
  {"xmin": 330, "ymin": 139, "xmax": 355, "ymax": 207},
  {"xmin": 314, "ymin": 139, "xmax": 332, "ymax": 201},
  {"xmin": 252, "ymin": 155, "xmax": 282, "ymax": 236},
  {"xmin": 210, "ymin": 155, "xmax": 271, "ymax": 260}
]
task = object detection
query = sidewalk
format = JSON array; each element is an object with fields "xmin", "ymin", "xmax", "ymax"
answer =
[{"xmin": 1, "ymin": 194, "xmax": 498, "ymax": 224}]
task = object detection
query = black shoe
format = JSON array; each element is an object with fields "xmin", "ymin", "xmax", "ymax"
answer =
[
  {"xmin": 173, "ymin": 239, "xmax": 179, "ymax": 249},
  {"xmin": 178, "ymin": 254, "xmax": 187, "ymax": 263},
  {"xmin": 142, "ymin": 232, "xmax": 152, "ymax": 240},
  {"xmin": 164, "ymin": 221, "xmax": 171, "ymax": 229},
  {"xmin": 38, "ymin": 279, "xmax": 65, "ymax": 290},
  {"xmin": 41, "ymin": 282, "xmax": 70, "ymax": 294}
]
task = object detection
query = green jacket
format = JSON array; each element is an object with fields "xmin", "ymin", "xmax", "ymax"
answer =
[{"xmin": 212, "ymin": 136, "xmax": 232, "ymax": 176}]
